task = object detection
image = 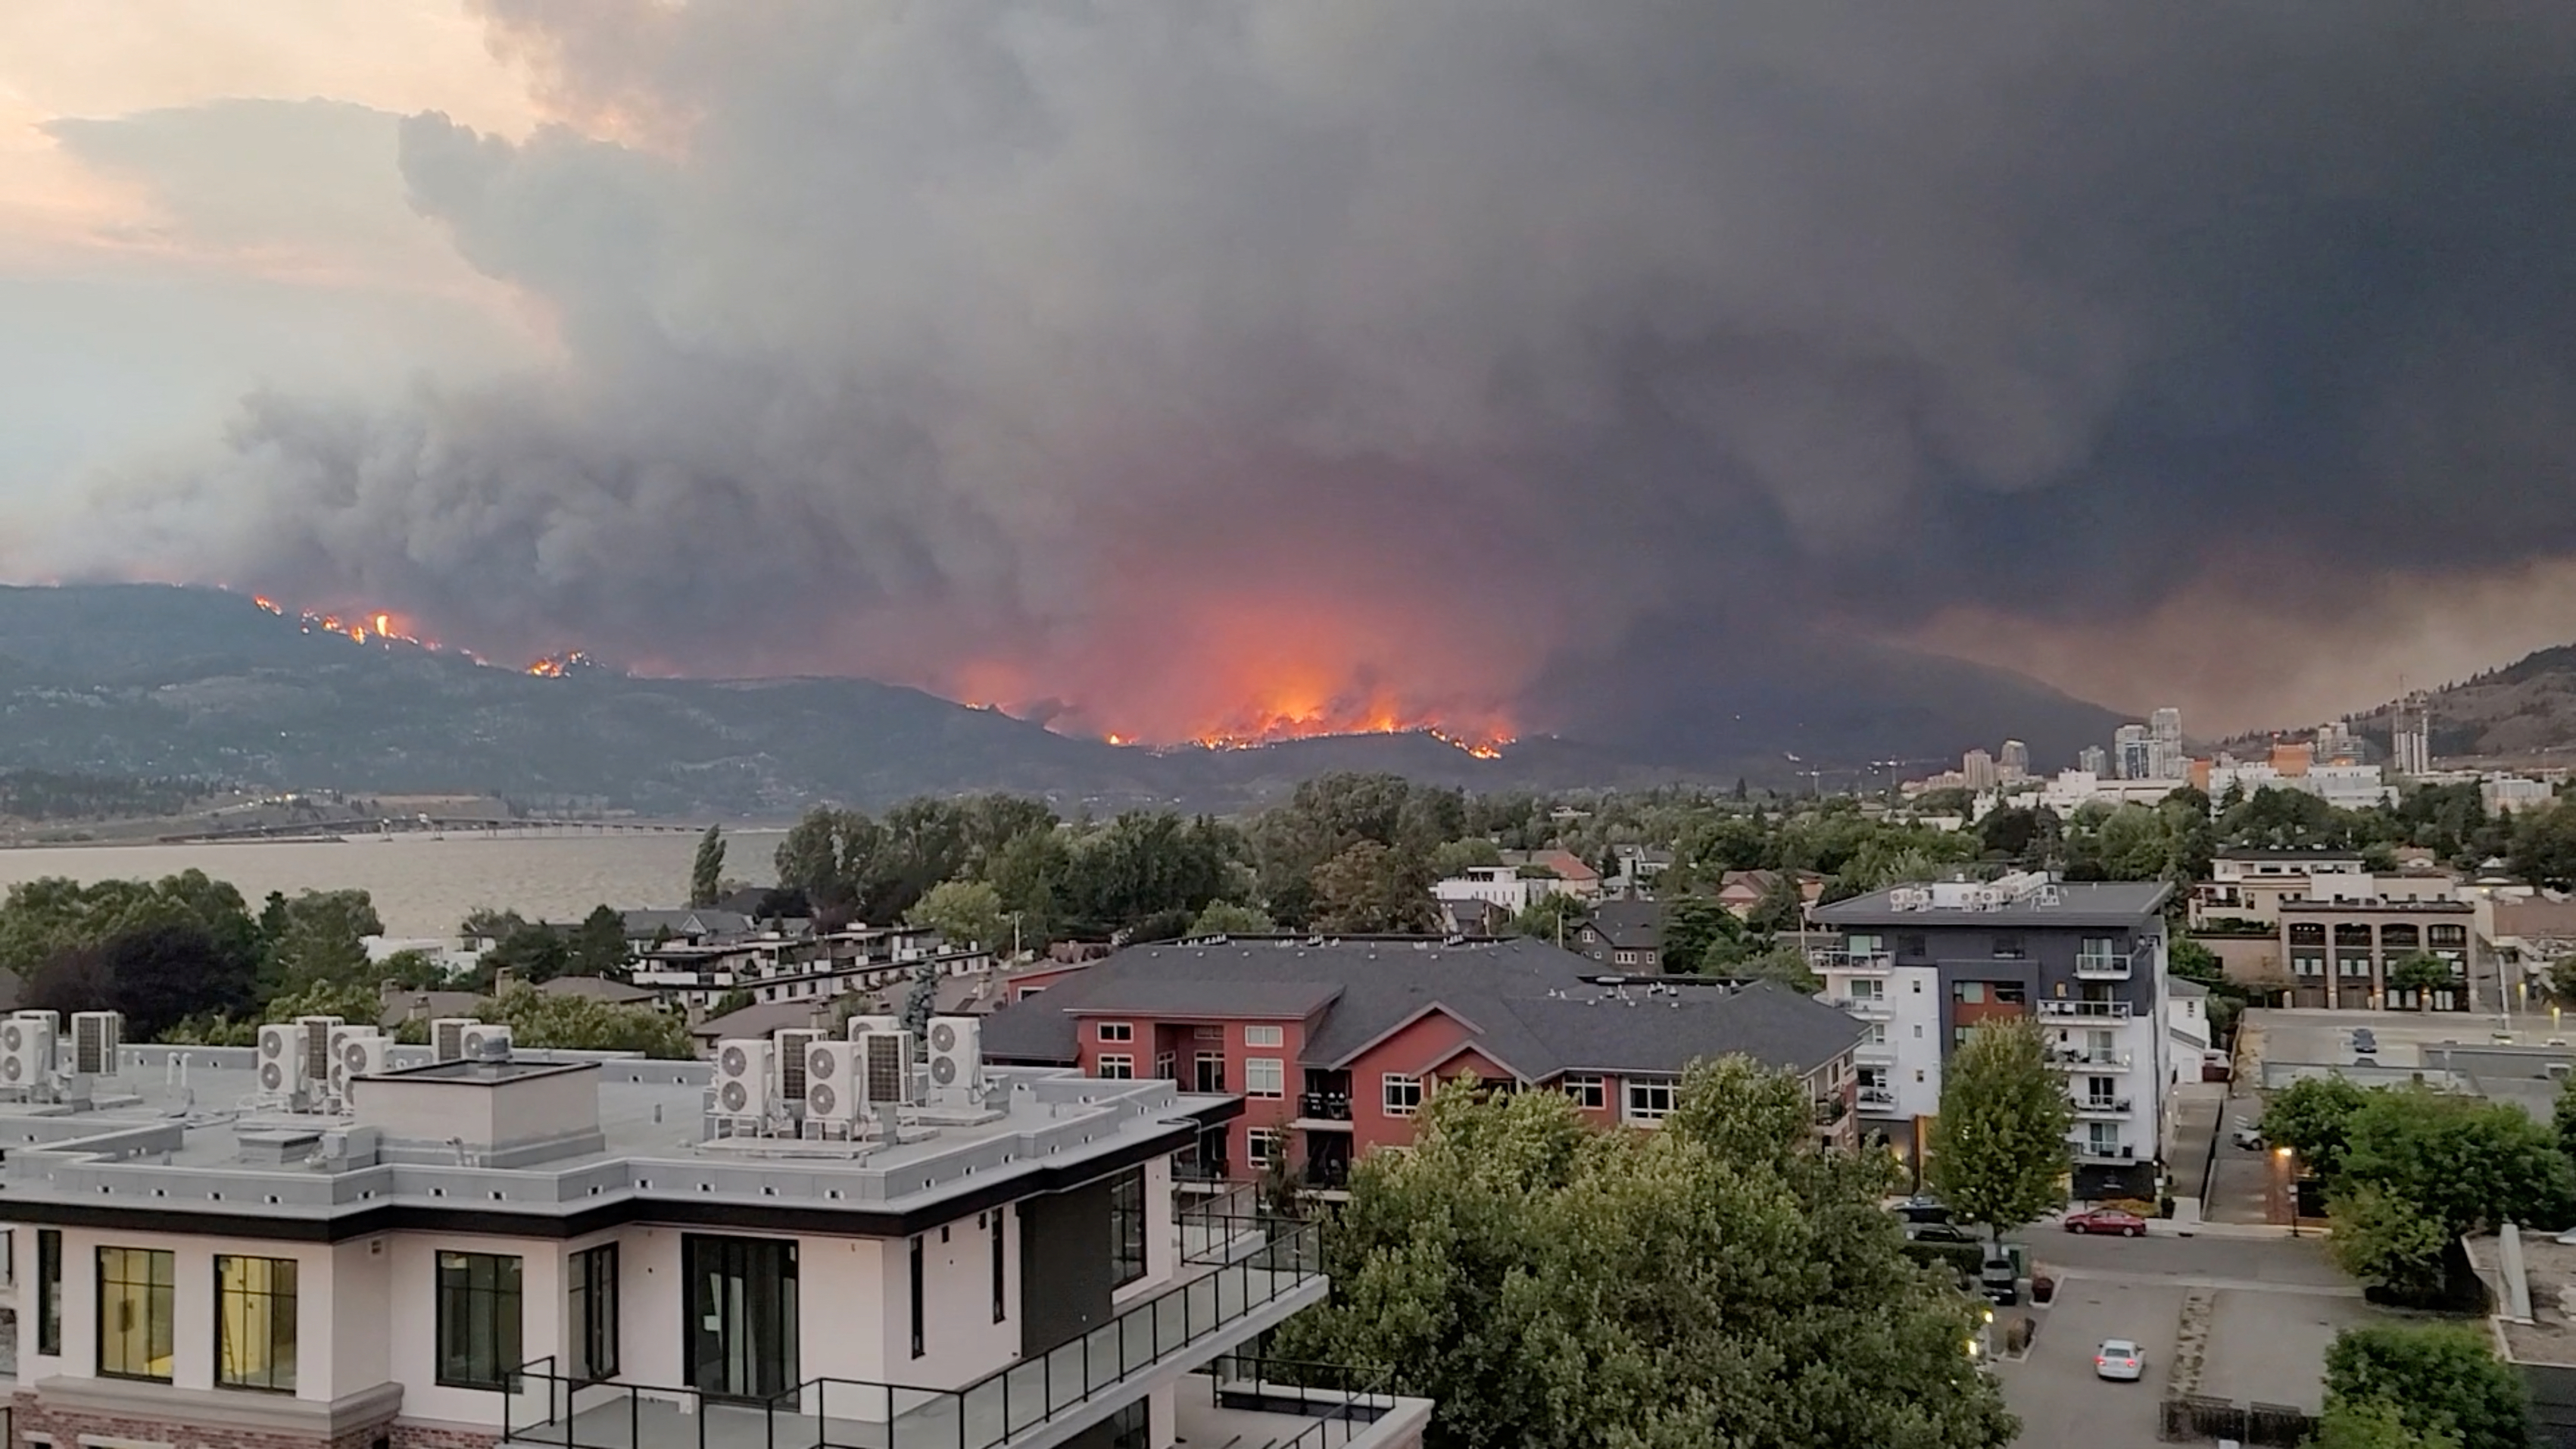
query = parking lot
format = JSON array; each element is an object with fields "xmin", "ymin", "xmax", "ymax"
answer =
[{"xmin": 1995, "ymin": 1225, "xmax": 2380, "ymax": 1444}]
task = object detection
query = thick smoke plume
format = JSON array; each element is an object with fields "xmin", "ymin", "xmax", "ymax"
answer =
[{"xmin": 67, "ymin": 2, "xmax": 2576, "ymax": 745}]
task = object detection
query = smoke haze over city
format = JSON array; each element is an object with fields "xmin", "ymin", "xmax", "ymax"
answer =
[{"xmin": 5, "ymin": 2, "xmax": 2574, "ymax": 747}]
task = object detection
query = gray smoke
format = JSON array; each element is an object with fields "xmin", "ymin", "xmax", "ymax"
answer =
[{"xmin": 64, "ymin": 2, "xmax": 2576, "ymax": 739}]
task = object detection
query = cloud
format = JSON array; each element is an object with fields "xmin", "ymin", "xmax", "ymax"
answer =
[{"xmin": 42, "ymin": 1, "xmax": 2576, "ymax": 748}]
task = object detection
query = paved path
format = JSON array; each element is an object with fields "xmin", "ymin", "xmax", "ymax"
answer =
[{"xmin": 2054, "ymin": 1266, "xmax": 2362, "ymax": 1298}]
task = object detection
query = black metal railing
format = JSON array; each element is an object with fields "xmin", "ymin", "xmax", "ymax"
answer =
[
  {"xmin": 1201, "ymin": 1354, "xmax": 1399, "ymax": 1449},
  {"xmin": 501, "ymin": 1216, "xmax": 1324, "ymax": 1449},
  {"xmin": 1297, "ymin": 1091, "xmax": 1353, "ymax": 1121}
]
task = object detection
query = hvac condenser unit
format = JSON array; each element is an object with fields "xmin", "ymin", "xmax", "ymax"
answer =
[
  {"xmin": 69, "ymin": 1010, "xmax": 122, "ymax": 1076},
  {"xmin": 802, "ymin": 1041, "xmax": 862, "ymax": 1124},
  {"xmin": 328, "ymin": 1026, "xmax": 383, "ymax": 1099},
  {"xmin": 296, "ymin": 1016, "xmax": 345, "ymax": 1085},
  {"xmin": 459, "ymin": 1023, "xmax": 513, "ymax": 1061},
  {"xmin": 0, "ymin": 1014, "xmax": 55, "ymax": 1091},
  {"xmin": 859, "ymin": 1029, "xmax": 916, "ymax": 1109},
  {"xmin": 432, "ymin": 1017, "xmax": 480, "ymax": 1062},
  {"xmin": 774, "ymin": 1028, "xmax": 828, "ymax": 1102},
  {"xmin": 340, "ymin": 1033, "xmax": 393, "ymax": 1087},
  {"xmin": 925, "ymin": 1016, "xmax": 984, "ymax": 1096},
  {"xmin": 712, "ymin": 1038, "xmax": 772, "ymax": 1120},
  {"xmin": 256, "ymin": 1023, "xmax": 306, "ymax": 1098},
  {"xmin": 846, "ymin": 1013, "xmax": 900, "ymax": 1041}
]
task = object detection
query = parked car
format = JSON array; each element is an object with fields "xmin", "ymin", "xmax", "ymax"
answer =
[
  {"xmin": 1979, "ymin": 1253, "xmax": 2020, "ymax": 1306},
  {"xmin": 2351, "ymin": 1029, "xmax": 2378, "ymax": 1051},
  {"xmin": 2094, "ymin": 1338, "xmax": 2144, "ymax": 1381},
  {"xmin": 2230, "ymin": 1123, "xmax": 2266, "ymax": 1151},
  {"xmin": 1904, "ymin": 1221, "xmax": 1975, "ymax": 1244},
  {"xmin": 1891, "ymin": 1195, "xmax": 1953, "ymax": 1224},
  {"xmin": 2064, "ymin": 1207, "xmax": 2149, "ymax": 1237}
]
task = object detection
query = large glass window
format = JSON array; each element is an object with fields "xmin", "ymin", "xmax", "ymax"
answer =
[
  {"xmin": 685, "ymin": 1235, "xmax": 798, "ymax": 1397},
  {"xmin": 436, "ymin": 1251, "xmax": 524, "ymax": 1389},
  {"xmin": 36, "ymin": 1228, "xmax": 61, "ymax": 1357},
  {"xmin": 216, "ymin": 1255, "xmax": 298, "ymax": 1391},
  {"xmin": 1109, "ymin": 1166, "xmax": 1148, "ymax": 1288},
  {"xmin": 568, "ymin": 1244, "xmax": 619, "ymax": 1384},
  {"xmin": 1624, "ymin": 1078, "xmax": 1676, "ymax": 1123},
  {"xmin": 1381, "ymin": 1074, "xmax": 1423, "ymax": 1116},
  {"xmin": 97, "ymin": 1247, "xmax": 176, "ymax": 1382},
  {"xmin": 1244, "ymin": 1058, "xmax": 1283, "ymax": 1098}
]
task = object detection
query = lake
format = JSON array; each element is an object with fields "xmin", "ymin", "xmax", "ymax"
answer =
[{"xmin": 0, "ymin": 832, "xmax": 784, "ymax": 938}]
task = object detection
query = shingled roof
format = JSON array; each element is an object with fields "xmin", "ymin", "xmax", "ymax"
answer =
[{"xmin": 977, "ymin": 936, "xmax": 1860, "ymax": 1082}]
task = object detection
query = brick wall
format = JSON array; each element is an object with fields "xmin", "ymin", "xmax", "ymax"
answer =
[{"xmin": 9, "ymin": 1394, "xmax": 491, "ymax": 1449}]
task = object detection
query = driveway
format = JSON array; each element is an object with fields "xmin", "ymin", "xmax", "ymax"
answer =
[{"xmin": 1997, "ymin": 1276, "xmax": 2178, "ymax": 1448}]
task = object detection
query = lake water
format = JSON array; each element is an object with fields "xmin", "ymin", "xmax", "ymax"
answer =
[{"xmin": 0, "ymin": 832, "xmax": 783, "ymax": 939}]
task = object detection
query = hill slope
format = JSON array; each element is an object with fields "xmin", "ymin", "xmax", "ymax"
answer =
[{"xmin": 2349, "ymin": 645, "xmax": 2576, "ymax": 761}]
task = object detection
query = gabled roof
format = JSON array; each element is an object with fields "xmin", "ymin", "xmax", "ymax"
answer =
[
  {"xmin": 1586, "ymin": 900, "xmax": 1661, "ymax": 948},
  {"xmin": 976, "ymin": 936, "xmax": 1862, "ymax": 1080},
  {"xmin": 622, "ymin": 908, "xmax": 754, "ymax": 938},
  {"xmin": 691, "ymin": 1000, "xmax": 836, "ymax": 1041},
  {"xmin": 539, "ymin": 976, "xmax": 656, "ymax": 1004}
]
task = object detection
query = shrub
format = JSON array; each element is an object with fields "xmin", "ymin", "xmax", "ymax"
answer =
[
  {"xmin": 2004, "ymin": 1316, "xmax": 2034, "ymax": 1354},
  {"xmin": 2031, "ymin": 1274, "xmax": 2055, "ymax": 1304}
]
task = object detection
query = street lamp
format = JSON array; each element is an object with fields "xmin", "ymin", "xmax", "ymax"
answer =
[{"xmin": 2272, "ymin": 1145, "xmax": 2297, "ymax": 1236}]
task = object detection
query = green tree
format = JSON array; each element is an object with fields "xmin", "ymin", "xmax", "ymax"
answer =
[
  {"xmin": 1188, "ymin": 901, "xmax": 1277, "ymax": 938},
  {"xmin": 1721, "ymin": 943, "xmax": 1823, "ymax": 993},
  {"xmin": 481, "ymin": 924, "xmax": 572, "ymax": 985},
  {"xmin": 1509, "ymin": 892, "xmax": 1586, "ymax": 945},
  {"xmin": 2340, "ymin": 1086, "xmax": 2576, "ymax": 1241},
  {"xmin": 2383, "ymin": 952, "xmax": 2453, "ymax": 1007},
  {"xmin": 706, "ymin": 987, "xmax": 758, "ymax": 1021},
  {"xmin": 479, "ymin": 987, "xmax": 691, "ymax": 1058},
  {"xmin": 2260, "ymin": 1075, "xmax": 2372, "ymax": 1179},
  {"xmin": 1307, "ymin": 841, "xmax": 1435, "ymax": 934},
  {"xmin": 2555, "ymin": 1071, "xmax": 2576, "ymax": 1167},
  {"xmin": 2321, "ymin": 1324, "xmax": 2529, "ymax": 1449},
  {"xmin": 689, "ymin": 825, "xmax": 726, "ymax": 908},
  {"xmin": 1271, "ymin": 1056, "xmax": 2015, "ymax": 1448},
  {"xmin": 906, "ymin": 879, "xmax": 1008, "ymax": 952},
  {"xmin": 1926, "ymin": 1017, "xmax": 2072, "ymax": 1243},
  {"xmin": 261, "ymin": 977, "xmax": 389, "ymax": 1028},
  {"xmin": 1659, "ymin": 896, "xmax": 1745, "ymax": 974},
  {"xmin": 1745, "ymin": 871, "xmax": 1809, "ymax": 934},
  {"xmin": 2309, "ymin": 1399, "xmax": 2462, "ymax": 1449},
  {"xmin": 565, "ymin": 904, "xmax": 631, "ymax": 978},
  {"xmin": 1428, "ymin": 837, "xmax": 1503, "ymax": 880},
  {"xmin": 2326, "ymin": 1184, "xmax": 2450, "ymax": 1301},
  {"xmin": 987, "ymin": 826, "xmax": 1073, "ymax": 946}
]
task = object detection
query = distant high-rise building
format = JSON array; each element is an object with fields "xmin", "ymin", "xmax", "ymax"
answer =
[
  {"xmin": 1998, "ymin": 739, "xmax": 2031, "ymax": 779},
  {"xmin": 2391, "ymin": 692, "xmax": 2432, "ymax": 776},
  {"xmin": 2148, "ymin": 707, "xmax": 2185, "ymax": 780},
  {"xmin": 2078, "ymin": 745, "xmax": 2107, "ymax": 776},
  {"xmin": 1962, "ymin": 748, "xmax": 1998, "ymax": 792},
  {"xmin": 2114, "ymin": 724, "xmax": 2151, "ymax": 781}
]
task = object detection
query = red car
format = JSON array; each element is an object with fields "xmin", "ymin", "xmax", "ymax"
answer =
[{"xmin": 2064, "ymin": 1207, "xmax": 2148, "ymax": 1237}]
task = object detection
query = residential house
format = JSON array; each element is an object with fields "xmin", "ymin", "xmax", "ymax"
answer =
[
  {"xmin": 1572, "ymin": 901, "xmax": 1663, "ymax": 970},
  {"xmin": 620, "ymin": 909, "xmax": 756, "ymax": 951},
  {"xmin": 1809, "ymin": 874, "xmax": 2175, "ymax": 1199},
  {"xmin": 1714, "ymin": 870, "xmax": 1823, "ymax": 922},
  {"xmin": 0, "ymin": 1018, "xmax": 1427, "ymax": 1449},
  {"xmin": 978, "ymin": 937, "xmax": 1863, "ymax": 1193}
]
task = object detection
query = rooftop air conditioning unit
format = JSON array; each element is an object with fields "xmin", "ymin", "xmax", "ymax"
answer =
[
  {"xmin": 297, "ymin": 1016, "xmax": 345, "ymax": 1085},
  {"xmin": 328, "ymin": 1026, "xmax": 383, "ymax": 1098},
  {"xmin": 847, "ymin": 1013, "xmax": 900, "ymax": 1042},
  {"xmin": 256, "ymin": 1023, "xmax": 307, "ymax": 1098},
  {"xmin": 70, "ymin": 1010, "xmax": 122, "ymax": 1076},
  {"xmin": 1, "ymin": 1014, "xmax": 55, "ymax": 1091},
  {"xmin": 859, "ymin": 1029, "xmax": 916, "ymax": 1109},
  {"xmin": 432, "ymin": 1017, "xmax": 479, "ymax": 1063},
  {"xmin": 775, "ymin": 1028, "xmax": 828, "ymax": 1102},
  {"xmin": 341, "ymin": 1033, "xmax": 393, "ymax": 1089},
  {"xmin": 460, "ymin": 1023, "xmax": 513, "ymax": 1061},
  {"xmin": 803, "ymin": 1041, "xmax": 862, "ymax": 1124},
  {"xmin": 713, "ymin": 1038, "xmax": 772, "ymax": 1120},
  {"xmin": 925, "ymin": 1016, "xmax": 984, "ymax": 1098}
]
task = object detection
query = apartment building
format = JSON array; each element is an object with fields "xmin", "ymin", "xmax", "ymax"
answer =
[
  {"xmin": 632, "ymin": 926, "xmax": 993, "ymax": 1013},
  {"xmin": 976, "ymin": 937, "xmax": 1864, "ymax": 1192},
  {"xmin": 2190, "ymin": 849, "xmax": 2372, "ymax": 928},
  {"xmin": 0, "ymin": 1010, "xmax": 1425, "ymax": 1449},
  {"xmin": 2278, "ymin": 896, "xmax": 2477, "ymax": 1011},
  {"xmin": 1809, "ymin": 875, "xmax": 2174, "ymax": 1200}
]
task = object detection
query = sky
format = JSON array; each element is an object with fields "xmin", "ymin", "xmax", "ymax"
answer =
[{"xmin": 5, "ymin": 2, "xmax": 2574, "ymax": 751}]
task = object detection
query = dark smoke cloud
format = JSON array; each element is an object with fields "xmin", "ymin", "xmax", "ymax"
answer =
[{"xmin": 65, "ymin": 2, "xmax": 2576, "ymax": 743}]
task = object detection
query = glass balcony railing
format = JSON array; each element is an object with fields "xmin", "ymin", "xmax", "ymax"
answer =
[{"xmin": 503, "ymin": 1215, "xmax": 1324, "ymax": 1449}]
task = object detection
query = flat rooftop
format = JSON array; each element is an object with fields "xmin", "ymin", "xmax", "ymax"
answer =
[
  {"xmin": 0, "ymin": 1043, "xmax": 1228, "ymax": 1239},
  {"xmin": 1813, "ymin": 879, "xmax": 2170, "ymax": 927},
  {"xmin": 2472, "ymin": 1231, "xmax": 2576, "ymax": 1367}
]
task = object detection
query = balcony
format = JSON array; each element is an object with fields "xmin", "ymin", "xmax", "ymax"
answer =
[
  {"xmin": 1302, "ymin": 1157, "xmax": 1351, "ymax": 1191},
  {"xmin": 1294, "ymin": 1091, "xmax": 1354, "ymax": 1129},
  {"xmin": 2070, "ymin": 1139, "xmax": 2138, "ymax": 1164},
  {"xmin": 2073, "ymin": 952, "xmax": 2132, "ymax": 981},
  {"xmin": 1854, "ymin": 1086, "xmax": 1898, "ymax": 1112},
  {"xmin": 2037, "ymin": 1000, "xmax": 2131, "ymax": 1020},
  {"xmin": 503, "ymin": 1215, "xmax": 1326, "ymax": 1449},
  {"xmin": 1178, "ymin": 1357, "xmax": 1424, "ymax": 1449},
  {"xmin": 1854, "ymin": 1040, "xmax": 1898, "ymax": 1066},
  {"xmin": 2075, "ymin": 1098, "xmax": 2135, "ymax": 1118},
  {"xmin": 1809, "ymin": 948, "xmax": 1894, "ymax": 976},
  {"xmin": 2047, "ymin": 1048, "xmax": 2132, "ymax": 1070},
  {"xmin": 1829, "ymin": 995, "xmax": 1894, "ymax": 1020}
]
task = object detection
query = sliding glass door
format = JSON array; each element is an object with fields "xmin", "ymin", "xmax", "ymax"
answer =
[{"xmin": 683, "ymin": 1235, "xmax": 799, "ymax": 1401}]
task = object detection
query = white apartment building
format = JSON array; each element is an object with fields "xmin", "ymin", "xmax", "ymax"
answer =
[
  {"xmin": 0, "ymin": 1012, "xmax": 1427, "ymax": 1449},
  {"xmin": 1810, "ymin": 876, "xmax": 2175, "ymax": 1200},
  {"xmin": 632, "ymin": 927, "xmax": 993, "ymax": 1013},
  {"xmin": 1431, "ymin": 866, "xmax": 1573, "ymax": 915}
]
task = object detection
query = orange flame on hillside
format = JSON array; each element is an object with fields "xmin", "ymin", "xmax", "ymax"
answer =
[{"xmin": 525, "ymin": 651, "xmax": 594, "ymax": 677}]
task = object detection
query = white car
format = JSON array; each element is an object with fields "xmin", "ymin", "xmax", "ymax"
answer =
[{"xmin": 2094, "ymin": 1338, "xmax": 2144, "ymax": 1382}]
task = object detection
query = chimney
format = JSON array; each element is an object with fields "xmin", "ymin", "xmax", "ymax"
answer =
[{"xmin": 494, "ymin": 967, "xmax": 519, "ymax": 996}]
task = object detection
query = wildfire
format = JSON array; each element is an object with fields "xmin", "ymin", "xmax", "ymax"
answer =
[
  {"xmin": 525, "ymin": 651, "xmax": 596, "ymax": 677},
  {"xmin": 237, "ymin": 588, "xmax": 455, "ymax": 653}
]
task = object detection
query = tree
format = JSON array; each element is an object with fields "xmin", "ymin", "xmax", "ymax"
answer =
[
  {"xmin": 1509, "ymin": 893, "xmax": 1586, "ymax": 945},
  {"xmin": 2260, "ymin": 1075, "xmax": 2372, "ymax": 1179},
  {"xmin": 1428, "ymin": 838, "xmax": 1503, "ymax": 880},
  {"xmin": 906, "ymin": 880, "xmax": 1008, "ymax": 953},
  {"xmin": 261, "ymin": 977, "xmax": 389, "ymax": 1028},
  {"xmin": 2327, "ymin": 1184, "xmax": 2450, "ymax": 1301},
  {"xmin": 2555, "ymin": 1071, "xmax": 2576, "ymax": 1167},
  {"xmin": 98, "ymin": 920, "xmax": 260, "ymax": 1038},
  {"xmin": 1720, "ymin": 944, "xmax": 1823, "ymax": 993},
  {"xmin": 2310, "ymin": 1399, "xmax": 2462, "ymax": 1449},
  {"xmin": 480, "ymin": 924, "xmax": 572, "ymax": 985},
  {"xmin": 1307, "ymin": 841, "xmax": 1435, "ymax": 934},
  {"xmin": 1659, "ymin": 896, "xmax": 1746, "ymax": 974},
  {"xmin": 1270, "ymin": 1056, "xmax": 2016, "ymax": 1448},
  {"xmin": 2339, "ymin": 1086, "xmax": 2576, "ymax": 1241},
  {"xmin": 479, "ymin": 987, "xmax": 692, "ymax": 1058},
  {"xmin": 2383, "ymin": 951, "xmax": 2453, "ymax": 1007},
  {"xmin": 1189, "ymin": 901, "xmax": 1277, "ymax": 938},
  {"xmin": 1927, "ymin": 1017, "xmax": 2072, "ymax": 1242},
  {"xmin": 689, "ymin": 825, "xmax": 727, "ymax": 908},
  {"xmin": 1745, "ymin": 870, "xmax": 1810, "ymax": 934},
  {"xmin": 565, "ymin": 904, "xmax": 631, "ymax": 978},
  {"xmin": 2322, "ymin": 1324, "xmax": 2530, "ymax": 1449}
]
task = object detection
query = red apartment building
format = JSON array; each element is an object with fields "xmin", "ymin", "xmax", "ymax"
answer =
[{"xmin": 978, "ymin": 936, "xmax": 1865, "ymax": 1189}]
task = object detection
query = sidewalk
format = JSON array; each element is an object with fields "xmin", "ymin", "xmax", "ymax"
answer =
[{"xmin": 2163, "ymin": 1198, "xmax": 2303, "ymax": 1241}]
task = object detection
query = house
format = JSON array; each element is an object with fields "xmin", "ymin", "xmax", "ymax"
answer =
[
  {"xmin": 630, "ymin": 925, "xmax": 982, "ymax": 1014},
  {"xmin": 619, "ymin": 908, "xmax": 755, "ymax": 950},
  {"xmin": 0, "ymin": 1018, "xmax": 1428, "ymax": 1449},
  {"xmin": 1605, "ymin": 845, "xmax": 1673, "ymax": 898},
  {"xmin": 1572, "ymin": 900, "xmax": 1663, "ymax": 970},
  {"xmin": 1431, "ymin": 866, "xmax": 1570, "ymax": 917},
  {"xmin": 536, "ymin": 976, "xmax": 659, "ymax": 1007},
  {"xmin": 1713, "ymin": 870, "xmax": 1823, "ymax": 921},
  {"xmin": 978, "ymin": 936, "xmax": 1864, "ymax": 1191},
  {"xmin": 1808, "ymin": 873, "xmax": 2175, "ymax": 1200},
  {"xmin": 1436, "ymin": 897, "xmax": 1515, "ymax": 935}
]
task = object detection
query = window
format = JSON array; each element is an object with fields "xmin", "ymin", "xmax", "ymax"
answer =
[
  {"xmin": 1110, "ymin": 1166, "xmax": 1147, "ymax": 1288},
  {"xmin": 1624, "ymin": 1079, "xmax": 1676, "ymax": 1123},
  {"xmin": 36, "ymin": 1228, "xmax": 60, "ymax": 1357},
  {"xmin": 1897, "ymin": 934, "xmax": 1926, "ymax": 957},
  {"xmin": 1247, "ymin": 1128, "xmax": 1283, "ymax": 1169},
  {"xmin": 2294, "ymin": 955, "xmax": 2325, "ymax": 977},
  {"xmin": 567, "ymin": 1244, "xmax": 618, "ymax": 1385},
  {"xmin": 1561, "ymin": 1074, "xmax": 1605, "ymax": 1108},
  {"xmin": 98, "ymin": 1247, "xmax": 176, "ymax": 1382},
  {"xmin": 1245, "ymin": 1057, "xmax": 1283, "ymax": 1098},
  {"xmin": 217, "ymin": 1255, "xmax": 299, "ymax": 1392},
  {"xmin": 1244, "ymin": 1025, "xmax": 1283, "ymax": 1048},
  {"xmin": 1954, "ymin": 982, "xmax": 1987, "ymax": 1004},
  {"xmin": 1867, "ymin": 1023, "xmax": 1888, "ymax": 1045},
  {"xmin": 1849, "ymin": 979, "xmax": 1883, "ymax": 1001},
  {"xmin": 909, "ymin": 1236, "xmax": 925, "ymax": 1359},
  {"xmin": 1097, "ymin": 1021, "xmax": 1134, "ymax": 1042},
  {"xmin": 1382, "ymin": 1074, "xmax": 1423, "ymax": 1116},
  {"xmin": 1991, "ymin": 934, "xmax": 2025, "ymax": 959},
  {"xmin": 991, "ymin": 1210, "xmax": 1008, "ymax": 1324},
  {"xmin": 1194, "ymin": 1054, "xmax": 1225, "ymax": 1093},
  {"xmin": 1097, "ymin": 1054, "xmax": 1134, "ymax": 1079},
  {"xmin": 436, "ymin": 1251, "xmax": 523, "ymax": 1389}
]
